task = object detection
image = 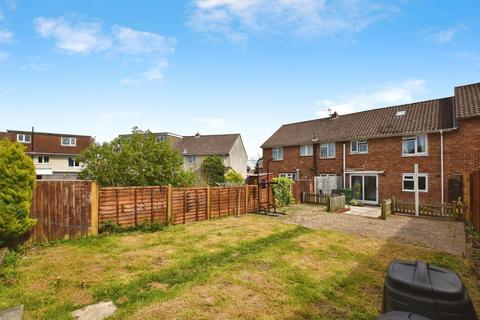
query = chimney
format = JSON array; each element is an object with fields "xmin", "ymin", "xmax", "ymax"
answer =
[
  {"xmin": 195, "ymin": 132, "xmax": 201, "ymax": 138},
  {"xmin": 330, "ymin": 111, "xmax": 339, "ymax": 119}
]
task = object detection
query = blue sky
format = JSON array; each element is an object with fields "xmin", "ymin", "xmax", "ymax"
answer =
[{"xmin": 0, "ymin": 0, "xmax": 479, "ymax": 158}]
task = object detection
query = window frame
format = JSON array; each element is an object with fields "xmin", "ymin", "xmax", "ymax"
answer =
[
  {"xmin": 17, "ymin": 133, "xmax": 31, "ymax": 144},
  {"xmin": 402, "ymin": 135, "xmax": 428, "ymax": 156},
  {"xmin": 68, "ymin": 156, "xmax": 80, "ymax": 168},
  {"xmin": 272, "ymin": 147, "xmax": 284, "ymax": 161},
  {"xmin": 37, "ymin": 155, "xmax": 50, "ymax": 164},
  {"xmin": 320, "ymin": 143, "xmax": 336, "ymax": 159},
  {"xmin": 300, "ymin": 144, "xmax": 313, "ymax": 157},
  {"xmin": 61, "ymin": 137, "xmax": 77, "ymax": 147},
  {"xmin": 279, "ymin": 172, "xmax": 297, "ymax": 181},
  {"xmin": 402, "ymin": 173, "xmax": 428, "ymax": 193},
  {"xmin": 350, "ymin": 140, "xmax": 368, "ymax": 154},
  {"xmin": 184, "ymin": 155, "xmax": 197, "ymax": 164}
]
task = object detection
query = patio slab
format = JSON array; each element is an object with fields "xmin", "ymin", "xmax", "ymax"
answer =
[{"xmin": 345, "ymin": 205, "xmax": 381, "ymax": 218}]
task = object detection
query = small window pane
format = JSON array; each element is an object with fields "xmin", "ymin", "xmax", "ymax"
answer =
[
  {"xmin": 358, "ymin": 141, "xmax": 368, "ymax": 153},
  {"xmin": 38, "ymin": 156, "xmax": 43, "ymax": 164},
  {"xmin": 351, "ymin": 141, "xmax": 358, "ymax": 152},
  {"xmin": 300, "ymin": 145, "xmax": 313, "ymax": 156},
  {"xmin": 403, "ymin": 138, "xmax": 415, "ymax": 154},
  {"xmin": 403, "ymin": 180, "xmax": 414, "ymax": 191},
  {"xmin": 417, "ymin": 135, "xmax": 426, "ymax": 153},
  {"xmin": 328, "ymin": 143, "xmax": 335, "ymax": 158},
  {"xmin": 418, "ymin": 176, "xmax": 426, "ymax": 191}
]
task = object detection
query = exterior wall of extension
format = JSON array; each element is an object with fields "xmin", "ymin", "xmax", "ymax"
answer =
[{"xmin": 262, "ymin": 117, "xmax": 480, "ymax": 204}]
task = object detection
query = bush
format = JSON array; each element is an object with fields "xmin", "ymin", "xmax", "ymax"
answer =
[
  {"xmin": 78, "ymin": 127, "xmax": 186, "ymax": 187},
  {"xmin": 0, "ymin": 138, "xmax": 37, "ymax": 247},
  {"xmin": 334, "ymin": 189, "xmax": 353, "ymax": 203},
  {"xmin": 272, "ymin": 177, "xmax": 294, "ymax": 207},
  {"xmin": 201, "ymin": 156, "xmax": 227, "ymax": 186},
  {"xmin": 99, "ymin": 220, "xmax": 165, "ymax": 234},
  {"xmin": 224, "ymin": 169, "xmax": 244, "ymax": 185}
]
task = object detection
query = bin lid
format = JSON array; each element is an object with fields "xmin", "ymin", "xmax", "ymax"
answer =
[
  {"xmin": 387, "ymin": 260, "xmax": 465, "ymax": 300},
  {"xmin": 377, "ymin": 311, "xmax": 431, "ymax": 320}
]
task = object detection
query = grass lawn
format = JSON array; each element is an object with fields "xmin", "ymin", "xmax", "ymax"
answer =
[{"xmin": 1, "ymin": 214, "xmax": 479, "ymax": 319}]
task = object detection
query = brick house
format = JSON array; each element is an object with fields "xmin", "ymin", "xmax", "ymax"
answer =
[
  {"xmin": 0, "ymin": 129, "xmax": 94, "ymax": 180},
  {"xmin": 261, "ymin": 82, "xmax": 480, "ymax": 205}
]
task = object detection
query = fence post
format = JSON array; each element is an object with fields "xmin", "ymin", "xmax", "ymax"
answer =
[
  {"xmin": 452, "ymin": 201, "xmax": 457, "ymax": 221},
  {"xmin": 90, "ymin": 181, "xmax": 99, "ymax": 236},
  {"xmin": 326, "ymin": 195, "xmax": 331, "ymax": 212},
  {"xmin": 381, "ymin": 199, "xmax": 387, "ymax": 220},
  {"xmin": 301, "ymin": 192, "xmax": 305, "ymax": 203},
  {"xmin": 167, "ymin": 184, "xmax": 173, "ymax": 226},
  {"xmin": 391, "ymin": 196, "xmax": 396, "ymax": 215},
  {"xmin": 207, "ymin": 186, "xmax": 211, "ymax": 220},
  {"xmin": 245, "ymin": 185, "xmax": 249, "ymax": 214}
]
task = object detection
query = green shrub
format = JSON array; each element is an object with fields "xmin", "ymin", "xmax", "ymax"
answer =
[
  {"xmin": 353, "ymin": 182, "xmax": 362, "ymax": 200},
  {"xmin": 272, "ymin": 177, "xmax": 294, "ymax": 207},
  {"xmin": 0, "ymin": 138, "xmax": 37, "ymax": 247},
  {"xmin": 336, "ymin": 189, "xmax": 353, "ymax": 202},
  {"xmin": 99, "ymin": 220, "xmax": 166, "ymax": 234},
  {"xmin": 224, "ymin": 169, "xmax": 244, "ymax": 185},
  {"xmin": 201, "ymin": 156, "xmax": 226, "ymax": 186}
]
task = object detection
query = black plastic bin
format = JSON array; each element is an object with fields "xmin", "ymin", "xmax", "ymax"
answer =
[
  {"xmin": 383, "ymin": 260, "xmax": 478, "ymax": 320},
  {"xmin": 377, "ymin": 311, "xmax": 431, "ymax": 320}
]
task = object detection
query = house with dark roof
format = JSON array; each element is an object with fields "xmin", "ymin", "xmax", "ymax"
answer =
[
  {"xmin": 261, "ymin": 82, "xmax": 480, "ymax": 205},
  {"xmin": 174, "ymin": 133, "xmax": 248, "ymax": 178},
  {"xmin": 0, "ymin": 129, "xmax": 94, "ymax": 180}
]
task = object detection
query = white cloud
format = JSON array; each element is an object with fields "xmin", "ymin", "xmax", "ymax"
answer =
[
  {"xmin": 188, "ymin": 0, "xmax": 400, "ymax": 42},
  {"xmin": 431, "ymin": 26, "xmax": 467, "ymax": 44},
  {"xmin": 315, "ymin": 79, "xmax": 427, "ymax": 117},
  {"xmin": 5, "ymin": 0, "xmax": 16, "ymax": 11},
  {"xmin": 0, "ymin": 28, "xmax": 13, "ymax": 43},
  {"xmin": 194, "ymin": 117, "xmax": 228, "ymax": 128},
  {"xmin": 98, "ymin": 110, "xmax": 140, "ymax": 121},
  {"xmin": 33, "ymin": 16, "xmax": 176, "ymax": 83},
  {"xmin": 0, "ymin": 9, "xmax": 4, "ymax": 21},
  {"xmin": 456, "ymin": 51, "xmax": 480, "ymax": 67},
  {"xmin": 34, "ymin": 17, "xmax": 111, "ymax": 54}
]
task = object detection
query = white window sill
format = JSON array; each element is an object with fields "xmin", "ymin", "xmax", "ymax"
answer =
[
  {"xmin": 320, "ymin": 157, "xmax": 336, "ymax": 160},
  {"xmin": 401, "ymin": 153, "xmax": 428, "ymax": 157},
  {"xmin": 349, "ymin": 152, "xmax": 368, "ymax": 155},
  {"xmin": 402, "ymin": 190, "xmax": 428, "ymax": 193},
  {"xmin": 272, "ymin": 159, "xmax": 283, "ymax": 161},
  {"xmin": 300, "ymin": 155, "xmax": 313, "ymax": 157}
]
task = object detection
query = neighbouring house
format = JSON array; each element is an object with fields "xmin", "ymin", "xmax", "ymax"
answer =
[
  {"xmin": 174, "ymin": 133, "xmax": 248, "ymax": 178},
  {"xmin": 261, "ymin": 81, "xmax": 480, "ymax": 205},
  {"xmin": 0, "ymin": 129, "xmax": 94, "ymax": 180},
  {"xmin": 119, "ymin": 131, "xmax": 183, "ymax": 146}
]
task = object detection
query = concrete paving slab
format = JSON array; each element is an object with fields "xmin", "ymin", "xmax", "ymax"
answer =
[
  {"xmin": 72, "ymin": 301, "xmax": 116, "ymax": 320},
  {"xmin": 0, "ymin": 305, "xmax": 23, "ymax": 320}
]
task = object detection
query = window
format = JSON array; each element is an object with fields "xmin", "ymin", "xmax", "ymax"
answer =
[
  {"xmin": 300, "ymin": 145, "xmax": 313, "ymax": 157},
  {"xmin": 402, "ymin": 135, "xmax": 427, "ymax": 156},
  {"xmin": 351, "ymin": 140, "xmax": 368, "ymax": 153},
  {"xmin": 320, "ymin": 143, "xmax": 335, "ymax": 159},
  {"xmin": 17, "ymin": 134, "xmax": 31, "ymax": 143},
  {"xmin": 37, "ymin": 155, "xmax": 50, "ymax": 164},
  {"xmin": 279, "ymin": 173, "xmax": 297, "ymax": 180},
  {"xmin": 272, "ymin": 147, "xmax": 283, "ymax": 161},
  {"xmin": 68, "ymin": 156, "xmax": 80, "ymax": 167},
  {"xmin": 158, "ymin": 135, "xmax": 166, "ymax": 142},
  {"xmin": 61, "ymin": 137, "xmax": 77, "ymax": 147},
  {"xmin": 402, "ymin": 174, "xmax": 428, "ymax": 192},
  {"xmin": 184, "ymin": 155, "xmax": 196, "ymax": 164}
]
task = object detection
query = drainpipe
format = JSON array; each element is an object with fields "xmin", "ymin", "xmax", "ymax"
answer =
[
  {"xmin": 343, "ymin": 143, "xmax": 346, "ymax": 189},
  {"xmin": 440, "ymin": 130, "xmax": 444, "ymax": 205}
]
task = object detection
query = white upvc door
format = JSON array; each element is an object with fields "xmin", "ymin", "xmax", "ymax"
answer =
[{"xmin": 350, "ymin": 174, "xmax": 378, "ymax": 205}]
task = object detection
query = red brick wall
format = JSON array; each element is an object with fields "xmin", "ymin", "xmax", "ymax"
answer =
[{"xmin": 262, "ymin": 117, "xmax": 480, "ymax": 204}]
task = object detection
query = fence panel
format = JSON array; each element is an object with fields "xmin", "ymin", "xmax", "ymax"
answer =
[
  {"xmin": 172, "ymin": 188, "xmax": 208, "ymax": 225},
  {"xmin": 301, "ymin": 192, "xmax": 328, "ymax": 205},
  {"xmin": 30, "ymin": 180, "xmax": 93, "ymax": 242},
  {"xmin": 99, "ymin": 186, "xmax": 168, "ymax": 227},
  {"xmin": 471, "ymin": 170, "xmax": 480, "ymax": 232},
  {"xmin": 393, "ymin": 200, "xmax": 460, "ymax": 220}
]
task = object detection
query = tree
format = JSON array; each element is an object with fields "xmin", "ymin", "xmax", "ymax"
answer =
[
  {"xmin": 201, "ymin": 156, "xmax": 226, "ymax": 186},
  {"xmin": 78, "ymin": 128, "xmax": 190, "ymax": 187},
  {"xmin": 0, "ymin": 138, "xmax": 37, "ymax": 246},
  {"xmin": 224, "ymin": 169, "xmax": 244, "ymax": 185}
]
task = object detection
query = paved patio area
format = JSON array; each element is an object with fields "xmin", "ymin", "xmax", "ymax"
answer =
[
  {"xmin": 282, "ymin": 204, "xmax": 466, "ymax": 256},
  {"xmin": 345, "ymin": 205, "xmax": 381, "ymax": 218}
]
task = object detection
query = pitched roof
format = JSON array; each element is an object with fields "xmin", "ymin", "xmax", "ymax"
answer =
[
  {"xmin": 174, "ymin": 134, "xmax": 240, "ymax": 156},
  {"xmin": 454, "ymin": 82, "xmax": 480, "ymax": 119},
  {"xmin": 261, "ymin": 97, "xmax": 455, "ymax": 148}
]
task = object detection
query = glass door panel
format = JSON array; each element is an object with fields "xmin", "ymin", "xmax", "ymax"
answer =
[
  {"xmin": 351, "ymin": 175, "xmax": 363, "ymax": 200},
  {"xmin": 364, "ymin": 176, "xmax": 377, "ymax": 202}
]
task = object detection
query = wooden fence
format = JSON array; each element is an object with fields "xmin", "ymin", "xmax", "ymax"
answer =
[
  {"xmin": 470, "ymin": 170, "xmax": 480, "ymax": 232},
  {"xmin": 97, "ymin": 185, "xmax": 271, "ymax": 228},
  {"xmin": 392, "ymin": 197, "xmax": 463, "ymax": 220},
  {"xmin": 28, "ymin": 181, "xmax": 273, "ymax": 242},
  {"xmin": 301, "ymin": 192, "xmax": 345, "ymax": 212},
  {"xmin": 29, "ymin": 180, "xmax": 97, "ymax": 242}
]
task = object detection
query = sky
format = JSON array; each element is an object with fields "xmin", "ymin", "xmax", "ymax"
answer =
[{"xmin": 0, "ymin": 0, "xmax": 479, "ymax": 159}]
